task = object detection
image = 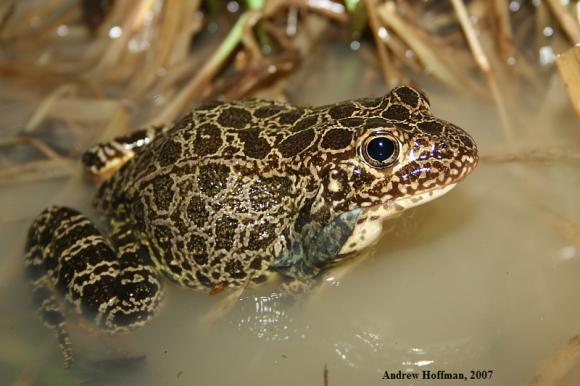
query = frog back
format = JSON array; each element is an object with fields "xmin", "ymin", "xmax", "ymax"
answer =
[{"xmin": 93, "ymin": 100, "xmax": 322, "ymax": 288}]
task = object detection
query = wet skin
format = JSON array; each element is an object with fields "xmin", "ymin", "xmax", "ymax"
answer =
[{"xmin": 24, "ymin": 86, "xmax": 478, "ymax": 367}]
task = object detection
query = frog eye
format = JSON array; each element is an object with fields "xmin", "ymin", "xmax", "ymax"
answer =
[{"xmin": 362, "ymin": 135, "xmax": 399, "ymax": 168}]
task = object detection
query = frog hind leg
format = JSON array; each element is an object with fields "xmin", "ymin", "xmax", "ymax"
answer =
[
  {"xmin": 81, "ymin": 123, "xmax": 171, "ymax": 176},
  {"xmin": 24, "ymin": 206, "xmax": 163, "ymax": 368}
]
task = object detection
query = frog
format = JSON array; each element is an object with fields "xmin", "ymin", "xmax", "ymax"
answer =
[{"xmin": 24, "ymin": 86, "xmax": 478, "ymax": 368}]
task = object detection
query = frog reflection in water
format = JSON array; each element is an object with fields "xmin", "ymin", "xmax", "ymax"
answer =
[{"xmin": 25, "ymin": 86, "xmax": 478, "ymax": 367}]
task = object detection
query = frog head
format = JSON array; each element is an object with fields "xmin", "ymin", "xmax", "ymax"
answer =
[{"xmin": 309, "ymin": 86, "xmax": 479, "ymax": 254}]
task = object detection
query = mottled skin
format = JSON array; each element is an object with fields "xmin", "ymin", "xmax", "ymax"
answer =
[{"xmin": 24, "ymin": 86, "xmax": 478, "ymax": 367}]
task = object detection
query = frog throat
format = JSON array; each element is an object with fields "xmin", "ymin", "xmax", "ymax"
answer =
[{"xmin": 338, "ymin": 183, "xmax": 457, "ymax": 255}]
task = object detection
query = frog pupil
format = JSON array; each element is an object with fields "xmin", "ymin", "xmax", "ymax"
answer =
[{"xmin": 366, "ymin": 137, "xmax": 396, "ymax": 162}]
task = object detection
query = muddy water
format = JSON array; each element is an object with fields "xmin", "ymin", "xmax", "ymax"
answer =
[{"xmin": 1, "ymin": 42, "xmax": 579, "ymax": 386}]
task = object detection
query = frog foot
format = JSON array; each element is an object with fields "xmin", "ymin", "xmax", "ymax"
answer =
[{"xmin": 81, "ymin": 123, "xmax": 170, "ymax": 177}]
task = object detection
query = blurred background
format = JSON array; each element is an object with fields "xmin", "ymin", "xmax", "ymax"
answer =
[{"xmin": 0, "ymin": 1, "xmax": 579, "ymax": 385}]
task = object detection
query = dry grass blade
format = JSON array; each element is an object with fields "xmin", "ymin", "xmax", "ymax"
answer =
[
  {"xmin": 0, "ymin": 0, "xmax": 15, "ymax": 36},
  {"xmin": 149, "ymin": 11, "xmax": 260, "ymax": 125},
  {"xmin": 126, "ymin": 1, "xmax": 189, "ymax": 95},
  {"xmin": 127, "ymin": 1, "xmax": 202, "ymax": 96},
  {"xmin": 0, "ymin": 158, "xmax": 77, "ymax": 186},
  {"xmin": 168, "ymin": 0, "xmax": 204, "ymax": 66},
  {"xmin": 307, "ymin": 0, "xmax": 348, "ymax": 23},
  {"xmin": 544, "ymin": 0, "xmax": 580, "ymax": 44},
  {"xmin": 48, "ymin": 98, "xmax": 123, "ymax": 125},
  {"xmin": 94, "ymin": 103, "xmax": 132, "ymax": 144},
  {"xmin": 556, "ymin": 46, "xmax": 580, "ymax": 120},
  {"xmin": 450, "ymin": 0, "xmax": 514, "ymax": 142},
  {"xmin": 377, "ymin": 2, "xmax": 469, "ymax": 91},
  {"xmin": 23, "ymin": 84, "xmax": 75, "ymax": 132},
  {"xmin": 207, "ymin": 50, "xmax": 299, "ymax": 100},
  {"xmin": 11, "ymin": 136, "xmax": 62, "ymax": 160},
  {"xmin": 364, "ymin": 0, "xmax": 399, "ymax": 89},
  {"xmin": 88, "ymin": 0, "xmax": 158, "ymax": 76},
  {"xmin": 1, "ymin": 0, "xmax": 69, "ymax": 40},
  {"xmin": 490, "ymin": 0, "xmax": 516, "ymax": 62},
  {"xmin": 525, "ymin": 335, "xmax": 580, "ymax": 386}
]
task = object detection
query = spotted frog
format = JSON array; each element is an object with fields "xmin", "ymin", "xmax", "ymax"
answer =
[{"xmin": 25, "ymin": 86, "xmax": 478, "ymax": 367}]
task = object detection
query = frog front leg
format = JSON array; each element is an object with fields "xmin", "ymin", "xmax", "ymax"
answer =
[
  {"xmin": 271, "ymin": 208, "xmax": 363, "ymax": 294},
  {"xmin": 82, "ymin": 123, "xmax": 171, "ymax": 176},
  {"xmin": 25, "ymin": 206, "xmax": 163, "ymax": 368}
]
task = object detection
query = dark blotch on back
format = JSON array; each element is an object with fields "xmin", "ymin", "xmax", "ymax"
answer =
[
  {"xmin": 198, "ymin": 163, "xmax": 230, "ymax": 196},
  {"xmin": 187, "ymin": 233, "xmax": 208, "ymax": 265},
  {"xmin": 193, "ymin": 123, "xmax": 222, "ymax": 156},
  {"xmin": 278, "ymin": 129, "xmax": 315, "ymax": 158},
  {"xmin": 153, "ymin": 224, "xmax": 173, "ymax": 250},
  {"xmin": 186, "ymin": 195, "xmax": 209, "ymax": 228},
  {"xmin": 382, "ymin": 105, "xmax": 409, "ymax": 121},
  {"xmin": 247, "ymin": 222, "xmax": 277, "ymax": 251},
  {"xmin": 395, "ymin": 87, "xmax": 419, "ymax": 107},
  {"xmin": 217, "ymin": 107, "xmax": 251, "ymax": 129},
  {"xmin": 214, "ymin": 215, "xmax": 238, "ymax": 250},
  {"xmin": 254, "ymin": 104, "xmax": 284, "ymax": 118},
  {"xmin": 293, "ymin": 115, "xmax": 318, "ymax": 132},
  {"xmin": 152, "ymin": 175, "xmax": 174, "ymax": 211},
  {"xmin": 249, "ymin": 176, "xmax": 290, "ymax": 212},
  {"xmin": 358, "ymin": 97, "xmax": 382, "ymax": 108},
  {"xmin": 193, "ymin": 252, "xmax": 209, "ymax": 266},
  {"xmin": 225, "ymin": 260, "xmax": 246, "ymax": 279},
  {"xmin": 340, "ymin": 117, "xmax": 364, "ymax": 127},
  {"xmin": 418, "ymin": 120, "xmax": 444, "ymax": 134},
  {"xmin": 328, "ymin": 102, "xmax": 356, "ymax": 120},
  {"xmin": 279, "ymin": 109, "xmax": 304, "ymax": 125},
  {"xmin": 130, "ymin": 200, "xmax": 146, "ymax": 231},
  {"xmin": 239, "ymin": 129, "xmax": 271, "ymax": 159},
  {"xmin": 321, "ymin": 128, "xmax": 353, "ymax": 150},
  {"xmin": 157, "ymin": 139, "xmax": 182, "ymax": 167},
  {"xmin": 174, "ymin": 113, "xmax": 193, "ymax": 130}
]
